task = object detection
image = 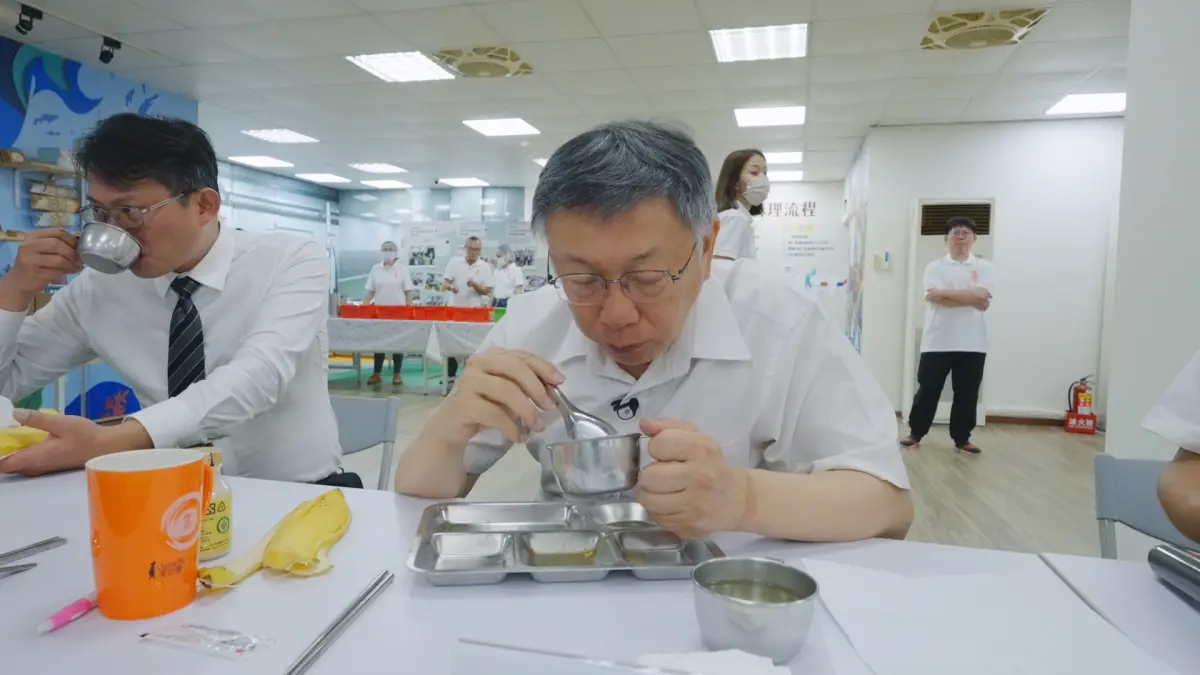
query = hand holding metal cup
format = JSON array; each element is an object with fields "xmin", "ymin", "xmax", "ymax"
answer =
[{"xmin": 76, "ymin": 220, "xmax": 141, "ymax": 274}]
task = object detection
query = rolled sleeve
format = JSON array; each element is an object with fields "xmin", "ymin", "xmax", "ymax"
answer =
[
  {"xmin": 766, "ymin": 310, "xmax": 910, "ymax": 489},
  {"xmin": 1143, "ymin": 349, "xmax": 1200, "ymax": 452}
]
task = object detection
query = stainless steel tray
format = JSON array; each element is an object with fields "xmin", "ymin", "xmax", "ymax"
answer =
[{"xmin": 406, "ymin": 501, "xmax": 725, "ymax": 586}]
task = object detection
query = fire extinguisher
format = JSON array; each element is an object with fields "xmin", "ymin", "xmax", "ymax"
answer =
[{"xmin": 1068, "ymin": 376, "xmax": 1094, "ymax": 416}]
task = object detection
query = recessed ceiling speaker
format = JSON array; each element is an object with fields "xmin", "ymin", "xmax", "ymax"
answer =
[
  {"xmin": 431, "ymin": 46, "xmax": 533, "ymax": 78},
  {"xmin": 921, "ymin": 9, "xmax": 1048, "ymax": 50}
]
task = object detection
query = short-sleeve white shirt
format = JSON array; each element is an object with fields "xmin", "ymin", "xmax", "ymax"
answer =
[
  {"xmin": 1143, "ymin": 349, "xmax": 1200, "ymax": 453},
  {"xmin": 463, "ymin": 258, "xmax": 909, "ymax": 494},
  {"xmin": 443, "ymin": 257, "xmax": 494, "ymax": 307},
  {"xmin": 492, "ymin": 264, "xmax": 526, "ymax": 300},
  {"xmin": 715, "ymin": 204, "xmax": 757, "ymax": 260},
  {"xmin": 921, "ymin": 254, "xmax": 996, "ymax": 353},
  {"xmin": 364, "ymin": 262, "xmax": 413, "ymax": 305}
]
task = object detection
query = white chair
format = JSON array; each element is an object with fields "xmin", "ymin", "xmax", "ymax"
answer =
[
  {"xmin": 330, "ymin": 396, "xmax": 401, "ymax": 491},
  {"xmin": 1094, "ymin": 453, "xmax": 1195, "ymax": 558}
]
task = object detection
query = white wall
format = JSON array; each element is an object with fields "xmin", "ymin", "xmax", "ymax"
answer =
[{"xmin": 860, "ymin": 119, "xmax": 1125, "ymax": 417}]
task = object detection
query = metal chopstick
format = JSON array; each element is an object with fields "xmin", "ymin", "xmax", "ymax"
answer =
[
  {"xmin": 0, "ymin": 563, "xmax": 36, "ymax": 578},
  {"xmin": 283, "ymin": 570, "xmax": 394, "ymax": 675},
  {"xmin": 0, "ymin": 537, "xmax": 65, "ymax": 566}
]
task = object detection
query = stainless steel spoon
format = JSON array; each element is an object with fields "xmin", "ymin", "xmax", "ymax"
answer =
[{"xmin": 547, "ymin": 386, "xmax": 619, "ymax": 440}]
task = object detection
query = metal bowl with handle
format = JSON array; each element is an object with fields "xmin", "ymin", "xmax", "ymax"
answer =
[
  {"xmin": 546, "ymin": 433, "xmax": 641, "ymax": 498},
  {"xmin": 77, "ymin": 221, "xmax": 140, "ymax": 274}
]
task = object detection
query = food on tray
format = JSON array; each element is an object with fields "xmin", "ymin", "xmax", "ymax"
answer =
[{"xmin": 0, "ymin": 408, "xmax": 58, "ymax": 456}]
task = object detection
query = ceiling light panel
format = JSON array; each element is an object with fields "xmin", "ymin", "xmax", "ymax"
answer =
[
  {"xmin": 228, "ymin": 155, "xmax": 293, "ymax": 168},
  {"xmin": 346, "ymin": 52, "xmax": 455, "ymax": 83},
  {"xmin": 362, "ymin": 179, "xmax": 413, "ymax": 189},
  {"xmin": 771, "ymin": 170, "xmax": 805, "ymax": 182},
  {"xmin": 242, "ymin": 129, "xmax": 318, "ymax": 144},
  {"xmin": 295, "ymin": 173, "xmax": 350, "ymax": 183},
  {"xmin": 710, "ymin": 24, "xmax": 808, "ymax": 63},
  {"xmin": 1047, "ymin": 93, "xmax": 1126, "ymax": 115},
  {"xmin": 764, "ymin": 152, "xmax": 804, "ymax": 165},
  {"xmin": 735, "ymin": 106, "xmax": 806, "ymax": 127},
  {"xmin": 463, "ymin": 118, "xmax": 540, "ymax": 137},
  {"xmin": 350, "ymin": 163, "xmax": 407, "ymax": 174},
  {"xmin": 534, "ymin": 158, "xmax": 548, "ymax": 166},
  {"xmin": 439, "ymin": 177, "xmax": 489, "ymax": 187}
]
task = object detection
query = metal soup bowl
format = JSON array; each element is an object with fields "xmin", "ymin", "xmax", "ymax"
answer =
[
  {"xmin": 691, "ymin": 557, "xmax": 819, "ymax": 664},
  {"xmin": 77, "ymin": 221, "xmax": 141, "ymax": 274},
  {"xmin": 546, "ymin": 433, "xmax": 641, "ymax": 498}
]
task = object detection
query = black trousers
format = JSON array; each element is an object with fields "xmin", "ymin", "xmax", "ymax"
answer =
[
  {"xmin": 907, "ymin": 351, "xmax": 986, "ymax": 445},
  {"xmin": 447, "ymin": 357, "xmax": 459, "ymax": 378},
  {"xmin": 312, "ymin": 470, "xmax": 363, "ymax": 489},
  {"xmin": 372, "ymin": 353, "xmax": 403, "ymax": 374}
]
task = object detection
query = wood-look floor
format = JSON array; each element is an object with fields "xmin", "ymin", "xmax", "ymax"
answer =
[{"xmin": 334, "ymin": 384, "xmax": 1104, "ymax": 556}]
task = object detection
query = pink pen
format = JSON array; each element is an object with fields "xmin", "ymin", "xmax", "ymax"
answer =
[{"xmin": 37, "ymin": 592, "xmax": 97, "ymax": 634}]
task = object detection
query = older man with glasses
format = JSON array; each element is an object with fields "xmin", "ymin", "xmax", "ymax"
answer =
[{"xmin": 395, "ymin": 120, "xmax": 912, "ymax": 542}]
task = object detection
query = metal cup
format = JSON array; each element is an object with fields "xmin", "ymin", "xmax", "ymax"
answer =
[
  {"xmin": 691, "ymin": 557, "xmax": 819, "ymax": 664},
  {"xmin": 546, "ymin": 433, "xmax": 641, "ymax": 498},
  {"xmin": 77, "ymin": 221, "xmax": 141, "ymax": 274}
]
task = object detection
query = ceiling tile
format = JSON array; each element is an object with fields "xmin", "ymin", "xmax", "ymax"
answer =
[
  {"xmin": 404, "ymin": 79, "xmax": 490, "ymax": 103},
  {"xmin": 806, "ymin": 102, "xmax": 886, "ymax": 125},
  {"xmin": 284, "ymin": 15, "xmax": 412, "ymax": 55},
  {"xmin": 205, "ymin": 23, "xmax": 322, "ymax": 60},
  {"xmin": 36, "ymin": 0, "xmax": 180, "ymax": 32},
  {"xmin": 37, "ymin": 36, "xmax": 179, "ymax": 70},
  {"xmin": 719, "ymin": 59, "xmax": 807, "ymax": 88},
  {"xmin": 474, "ymin": 0, "xmax": 599, "ymax": 43},
  {"xmin": 934, "ymin": 0, "xmax": 1066, "ymax": 8},
  {"xmin": 1074, "ymin": 66, "xmax": 1126, "ymax": 94},
  {"xmin": 514, "ymin": 39, "xmax": 621, "ymax": 72},
  {"xmin": 581, "ymin": 0, "xmax": 701, "ymax": 37},
  {"xmin": 958, "ymin": 96, "xmax": 1062, "ymax": 122},
  {"xmin": 548, "ymin": 69, "xmax": 637, "ymax": 95},
  {"xmin": 607, "ymin": 32, "xmax": 716, "ymax": 68},
  {"xmin": 899, "ymin": 45, "xmax": 1016, "ymax": 77},
  {"xmin": 376, "ymin": 7, "xmax": 503, "ymax": 51},
  {"xmin": 696, "ymin": 0, "xmax": 814, "ymax": 29},
  {"xmin": 247, "ymin": 0, "xmax": 363, "ymax": 19},
  {"xmin": 113, "ymin": 29, "xmax": 248, "ymax": 65},
  {"xmin": 730, "ymin": 89, "xmax": 808, "ymax": 109},
  {"xmin": 629, "ymin": 64, "xmax": 724, "ymax": 92},
  {"xmin": 979, "ymin": 71, "xmax": 1089, "ymax": 99},
  {"xmin": 649, "ymin": 88, "xmax": 731, "ymax": 112},
  {"xmin": 1003, "ymin": 38, "xmax": 1126, "ymax": 74},
  {"xmin": 123, "ymin": 0, "xmax": 266, "ymax": 28},
  {"xmin": 572, "ymin": 92, "xmax": 655, "ymax": 117},
  {"xmin": 503, "ymin": 98, "xmax": 586, "ymax": 117},
  {"xmin": 889, "ymin": 76, "xmax": 987, "ymax": 101},
  {"xmin": 810, "ymin": 53, "xmax": 904, "ymax": 83},
  {"xmin": 802, "ymin": 149, "xmax": 857, "ymax": 168},
  {"xmin": 0, "ymin": 6, "xmax": 90, "ymax": 41},
  {"xmin": 472, "ymin": 74, "xmax": 564, "ymax": 99},
  {"xmin": 881, "ymin": 98, "xmax": 969, "ymax": 124},
  {"xmin": 803, "ymin": 121, "xmax": 869, "ymax": 139},
  {"xmin": 803, "ymin": 135, "xmax": 865, "ymax": 152},
  {"xmin": 1026, "ymin": 0, "xmax": 1130, "ymax": 42},
  {"xmin": 808, "ymin": 80, "xmax": 896, "ymax": 105},
  {"xmin": 269, "ymin": 56, "xmax": 386, "ymax": 85},
  {"xmin": 814, "ymin": 0, "xmax": 934, "ymax": 20},
  {"xmin": 808, "ymin": 13, "xmax": 930, "ymax": 56}
]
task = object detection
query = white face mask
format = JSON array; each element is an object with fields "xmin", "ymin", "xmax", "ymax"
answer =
[
  {"xmin": 743, "ymin": 174, "xmax": 771, "ymax": 206},
  {"xmin": 382, "ymin": 250, "xmax": 397, "ymax": 263}
]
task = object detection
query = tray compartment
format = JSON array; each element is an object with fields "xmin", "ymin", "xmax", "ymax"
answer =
[
  {"xmin": 519, "ymin": 531, "xmax": 613, "ymax": 582},
  {"xmin": 616, "ymin": 530, "xmax": 687, "ymax": 565},
  {"xmin": 426, "ymin": 502, "xmax": 574, "ymax": 534},
  {"xmin": 409, "ymin": 533, "xmax": 514, "ymax": 585},
  {"xmin": 630, "ymin": 540, "xmax": 724, "ymax": 581},
  {"xmin": 580, "ymin": 502, "xmax": 657, "ymax": 530}
]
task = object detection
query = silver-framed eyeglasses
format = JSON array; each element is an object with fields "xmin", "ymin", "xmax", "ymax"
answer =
[
  {"xmin": 549, "ymin": 246, "xmax": 697, "ymax": 306},
  {"xmin": 78, "ymin": 194, "xmax": 188, "ymax": 230}
]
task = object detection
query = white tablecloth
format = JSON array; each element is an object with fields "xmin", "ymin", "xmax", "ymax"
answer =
[
  {"xmin": 0, "ymin": 473, "xmax": 1188, "ymax": 675},
  {"xmin": 327, "ymin": 319, "xmax": 493, "ymax": 362}
]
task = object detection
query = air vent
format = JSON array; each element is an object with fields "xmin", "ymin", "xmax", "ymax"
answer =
[
  {"xmin": 920, "ymin": 203, "xmax": 992, "ymax": 236},
  {"xmin": 431, "ymin": 46, "xmax": 533, "ymax": 78},
  {"xmin": 921, "ymin": 9, "xmax": 1047, "ymax": 50}
]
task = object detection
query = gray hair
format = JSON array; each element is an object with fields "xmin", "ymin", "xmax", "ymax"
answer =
[
  {"xmin": 496, "ymin": 243, "xmax": 513, "ymax": 257},
  {"xmin": 532, "ymin": 120, "xmax": 716, "ymax": 239},
  {"xmin": 381, "ymin": 240, "xmax": 396, "ymax": 250}
]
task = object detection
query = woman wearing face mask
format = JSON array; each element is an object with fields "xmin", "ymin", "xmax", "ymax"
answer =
[
  {"xmin": 363, "ymin": 241, "xmax": 414, "ymax": 387},
  {"xmin": 491, "ymin": 244, "xmax": 525, "ymax": 309},
  {"xmin": 713, "ymin": 148, "xmax": 769, "ymax": 261}
]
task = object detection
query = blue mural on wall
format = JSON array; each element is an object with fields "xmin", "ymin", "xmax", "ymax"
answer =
[{"xmin": 0, "ymin": 35, "xmax": 198, "ymax": 418}]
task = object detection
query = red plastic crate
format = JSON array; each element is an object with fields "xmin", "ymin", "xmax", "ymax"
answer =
[
  {"xmin": 339, "ymin": 304, "xmax": 377, "ymax": 319},
  {"xmin": 376, "ymin": 305, "xmax": 416, "ymax": 320},
  {"xmin": 449, "ymin": 307, "xmax": 492, "ymax": 323},
  {"xmin": 413, "ymin": 306, "xmax": 450, "ymax": 321}
]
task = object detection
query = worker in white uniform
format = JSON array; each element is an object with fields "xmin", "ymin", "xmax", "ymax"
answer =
[
  {"xmin": 363, "ymin": 240, "xmax": 414, "ymax": 387},
  {"xmin": 491, "ymin": 244, "xmax": 525, "ymax": 308},
  {"xmin": 396, "ymin": 121, "xmax": 913, "ymax": 542},
  {"xmin": 442, "ymin": 236, "xmax": 494, "ymax": 380},
  {"xmin": 1143, "ymin": 349, "xmax": 1200, "ymax": 543},
  {"xmin": 712, "ymin": 148, "xmax": 769, "ymax": 261}
]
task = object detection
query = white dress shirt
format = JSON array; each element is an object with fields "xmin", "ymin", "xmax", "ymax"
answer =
[
  {"xmin": 714, "ymin": 203, "xmax": 757, "ymax": 260},
  {"xmin": 492, "ymin": 263, "xmax": 526, "ymax": 300},
  {"xmin": 466, "ymin": 258, "xmax": 909, "ymax": 496},
  {"xmin": 443, "ymin": 256, "xmax": 494, "ymax": 307},
  {"xmin": 1144, "ymin": 349, "xmax": 1200, "ymax": 453},
  {"xmin": 0, "ymin": 224, "xmax": 342, "ymax": 482},
  {"xmin": 365, "ymin": 262, "xmax": 414, "ymax": 305},
  {"xmin": 920, "ymin": 254, "xmax": 996, "ymax": 353}
]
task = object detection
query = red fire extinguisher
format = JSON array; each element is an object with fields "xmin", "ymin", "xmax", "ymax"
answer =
[{"xmin": 1065, "ymin": 375, "xmax": 1097, "ymax": 434}]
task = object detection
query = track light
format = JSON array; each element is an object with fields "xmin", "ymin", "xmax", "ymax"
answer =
[
  {"xmin": 15, "ymin": 4, "xmax": 42, "ymax": 36},
  {"xmin": 99, "ymin": 37, "xmax": 121, "ymax": 64}
]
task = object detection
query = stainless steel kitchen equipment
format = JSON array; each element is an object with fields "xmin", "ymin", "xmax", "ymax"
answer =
[
  {"xmin": 548, "ymin": 386, "xmax": 618, "ymax": 439},
  {"xmin": 76, "ymin": 221, "xmax": 140, "ymax": 273},
  {"xmin": 546, "ymin": 433, "xmax": 641, "ymax": 498}
]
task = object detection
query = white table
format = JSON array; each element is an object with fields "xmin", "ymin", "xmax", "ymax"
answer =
[
  {"xmin": 1042, "ymin": 553, "xmax": 1200, "ymax": 675},
  {"xmin": 0, "ymin": 474, "xmax": 1183, "ymax": 675},
  {"xmin": 327, "ymin": 319, "xmax": 493, "ymax": 394}
]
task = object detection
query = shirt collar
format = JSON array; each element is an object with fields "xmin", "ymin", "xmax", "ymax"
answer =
[
  {"xmin": 736, "ymin": 201, "xmax": 751, "ymax": 216},
  {"xmin": 152, "ymin": 221, "xmax": 234, "ymax": 298},
  {"xmin": 546, "ymin": 274, "xmax": 753, "ymax": 388},
  {"xmin": 943, "ymin": 253, "xmax": 977, "ymax": 265}
]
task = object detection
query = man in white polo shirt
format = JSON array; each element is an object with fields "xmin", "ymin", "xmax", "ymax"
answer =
[
  {"xmin": 1143, "ymin": 349, "xmax": 1200, "ymax": 543},
  {"xmin": 395, "ymin": 121, "xmax": 912, "ymax": 542},
  {"xmin": 442, "ymin": 236, "xmax": 494, "ymax": 381},
  {"xmin": 901, "ymin": 216, "xmax": 995, "ymax": 455}
]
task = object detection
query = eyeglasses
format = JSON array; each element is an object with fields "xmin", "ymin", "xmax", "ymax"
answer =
[
  {"xmin": 949, "ymin": 228, "xmax": 974, "ymax": 238},
  {"xmin": 78, "ymin": 194, "xmax": 189, "ymax": 230},
  {"xmin": 549, "ymin": 246, "xmax": 697, "ymax": 306}
]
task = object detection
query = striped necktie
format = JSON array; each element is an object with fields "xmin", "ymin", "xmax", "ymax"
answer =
[{"xmin": 168, "ymin": 276, "xmax": 206, "ymax": 398}]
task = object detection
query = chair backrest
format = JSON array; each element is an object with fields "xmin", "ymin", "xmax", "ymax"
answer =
[
  {"xmin": 1093, "ymin": 453, "xmax": 1194, "ymax": 549},
  {"xmin": 330, "ymin": 396, "xmax": 400, "ymax": 456}
]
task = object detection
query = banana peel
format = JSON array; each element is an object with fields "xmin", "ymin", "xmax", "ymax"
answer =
[
  {"xmin": 0, "ymin": 409, "xmax": 59, "ymax": 457},
  {"xmin": 198, "ymin": 488, "xmax": 351, "ymax": 590}
]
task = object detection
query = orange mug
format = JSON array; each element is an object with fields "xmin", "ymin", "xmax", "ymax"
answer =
[{"xmin": 86, "ymin": 448, "xmax": 213, "ymax": 620}]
